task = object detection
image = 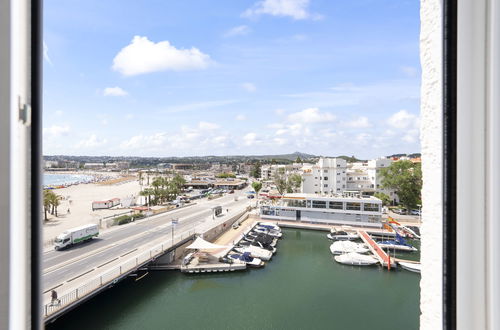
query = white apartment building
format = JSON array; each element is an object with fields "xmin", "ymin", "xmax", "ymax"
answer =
[
  {"xmin": 301, "ymin": 157, "xmax": 399, "ymax": 203},
  {"xmin": 260, "ymin": 163, "xmax": 302, "ymax": 181},
  {"xmin": 301, "ymin": 158, "xmax": 347, "ymax": 195}
]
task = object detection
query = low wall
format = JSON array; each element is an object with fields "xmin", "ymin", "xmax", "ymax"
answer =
[{"xmin": 201, "ymin": 209, "xmax": 250, "ymax": 242}]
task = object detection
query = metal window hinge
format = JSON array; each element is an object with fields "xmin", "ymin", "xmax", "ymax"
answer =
[{"xmin": 18, "ymin": 97, "xmax": 31, "ymax": 126}]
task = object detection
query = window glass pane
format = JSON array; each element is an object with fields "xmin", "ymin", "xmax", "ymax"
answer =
[
  {"xmin": 312, "ymin": 200, "xmax": 327, "ymax": 208},
  {"xmin": 346, "ymin": 202, "xmax": 361, "ymax": 211},
  {"xmin": 329, "ymin": 201, "xmax": 343, "ymax": 209},
  {"xmin": 363, "ymin": 203, "xmax": 380, "ymax": 212}
]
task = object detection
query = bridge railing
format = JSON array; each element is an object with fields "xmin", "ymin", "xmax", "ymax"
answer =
[{"xmin": 43, "ymin": 229, "xmax": 196, "ymax": 318}]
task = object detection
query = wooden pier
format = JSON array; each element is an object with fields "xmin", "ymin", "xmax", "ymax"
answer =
[{"xmin": 357, "ymin": 230, "xmax": 396, "ymax": 270}]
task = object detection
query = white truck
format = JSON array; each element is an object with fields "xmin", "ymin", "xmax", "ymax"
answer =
[{"xmin": 54, "ymin": 224, "xmax": 99, "ymax": 250}]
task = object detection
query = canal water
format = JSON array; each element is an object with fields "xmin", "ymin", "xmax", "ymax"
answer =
[{"xmin": 47, "ymin": 229, "xmax": 420, "ymax": 330}]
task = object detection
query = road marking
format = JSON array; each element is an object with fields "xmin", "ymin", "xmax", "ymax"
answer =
[
  {"xmin": 120, "ymin": 248, "xmax": 138, "ymax": 258},
  {"xmin": 67, "ymin": 268, "xmax": 95, "ymax": 283},
  {"xmin": 97, "ymin": 258, "xmax": 119, "ymax": 268}
]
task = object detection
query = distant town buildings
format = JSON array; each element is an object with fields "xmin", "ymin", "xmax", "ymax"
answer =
[{"xmin": 258, "ymin": 157, "xmax": 402, "ymax": 204}]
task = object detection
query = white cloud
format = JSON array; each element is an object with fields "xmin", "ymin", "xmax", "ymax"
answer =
[
  {"xmin": 112, "ymin": 36, "xmax": 211, "ymax": 76},
  {"xmin": 43, "ymin": 125, "xmax": 70, "ymax": 138},
  {"xmin": 162, "ymin": 99, "xmax": 239, "ymax": 113},
  {"xmin": 125, "ymin": 114, "xmax": 135, "ymax": 120},
  {"xmin": 275, "ymin": 109, "xmax": 286, "ymax": 115},
  {"xmin": 241, "ymin": 82, "xmax": 257, "ymax": 92},
  {"xmin": 211, "ymin": 135, "xmax": 228, "ymax": 147},
  {"xmin": 103, "ymin": 86, "xmax": 128, "ymax": 96},
  {"xmin": 236, "ymin": 114, "xmax": 247, "ymax": 121},
  {"xmin": 198, "ymin": 121, "xmax": 219, "ymax": 130},
  {"xmin": 54, "ymin": 110, "xmax": 64, "ymax": 116},
  {"xmin": 43, "ymin": 41, "xmax": 53, "ymax": 65},
  {"xmin": 402, "ymin": 129, "xmax": 419, "ymax": 143},
  {"xmin": 273, "ymin": 137, "xmax": 288, "ymax": 145},
  {"xmin": 76, "ymin": 134, "xmax": 107, "ymax": 148},
  {"xmin": 243, "ymin": 0, "xmax": 318, "ymax": 20},
  {"xmin": 287, "ymin": 107, "xmax": 335, "ymax": 124},
  {"xmin": 120, "ymin": 133, "xmax": 167, "ymax": 149},
  {"xmin": 387, "ymin": 110, "xmax": 419, "ymax": 129},
  {"xmin": 243, "ymin": 132, "xmax": 258, "ymax": 146},
  {"xmin": 344, "ymin": 116, "xmax": 372, "ymax": 128},
  {"xmin": 224, "ymin": 25, "xmax": 251, "ymax": 37}
]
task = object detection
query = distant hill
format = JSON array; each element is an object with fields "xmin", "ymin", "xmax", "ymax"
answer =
[{"xmin": 43, "ymin": 152, "xmax": 318, "ymax": 167}]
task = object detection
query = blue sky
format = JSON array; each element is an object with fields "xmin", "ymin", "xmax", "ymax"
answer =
[{"xmin": 43, "ymin": 0, "xmax": 421, "ymax": 158}]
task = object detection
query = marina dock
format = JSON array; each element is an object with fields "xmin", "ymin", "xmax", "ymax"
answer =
[
  {"xmin": 181, "ymin": 262, "xmax": 246, "ymax": 273},
  {"xmin": 357, "ymin": 230, "xmax": 396, "ymax": 269}
]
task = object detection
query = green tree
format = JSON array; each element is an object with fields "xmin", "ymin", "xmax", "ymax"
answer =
[
  {"xmin": 216, "ymin": 172, "xmax": 236, "ymax": 178},
  {"xmin": 140, "ymin": 188, "xmax": 154, "ymax": 206},
  {"xmin": 43, "ymin": 190, "xmax": 53, "ymax": 221},
  {"xmin": 287, "ymin": 174, "xmax": 302, "ymax": 193},
  {"xmin": 295, "ymin": 156, "xmax": 302, "ymax": 163},
  {"xmin": 43, "ymin": 190, "xmax": 62, "ymax": 218},
  {"xmin": 273, "ymin": 168, "xmax": 288, "ymax": 195},
  {"xmin": 251, "ymin": 181, "xmax": 262, "ymax": 195},
  {"xmin": 374, "ymin": 192, "xmax": 391, "ymax": 206},
  {"xmin": 380, "ymin": 160, "xmax": 422, "ymax": 210},
  {"xmin": 250, "ymin": 162, "xmax": 261, "ymax": 178}
]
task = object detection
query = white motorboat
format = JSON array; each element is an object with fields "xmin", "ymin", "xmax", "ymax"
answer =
[
  {"xmin": 399, "ymin": 226, "xmax": 421, "ymax": 239},
  {"xmin": 255, "ymin": 225, "xmax": 282, "ymax": 234},
  {"xmin": 329, "ymin": 241, "xmax": 369, "ymax": 255},
  {"xmin": 398, "ymin": 261, "xmax": 421, "ymax": 273},
  {"xmin": 252, "ymin": 227, "xmax": 282, "ymax": 238},
  {"xmin": 234, "ymin": 246, "xmax": 273, "ymax": 261},
  {"xmin": 258, "ymin": 222, "xmax": 281, "ymax": 232},
  {"xmin": 327, "ymin": 230, "xmax": 359, "ymax": 241},
  {"xmin": 228, "ymin": 252, "xmax": 264, "ymax": 267},
  {"xmin": 378, "ymin": 241, "xmax": 418, "ymax": 252},
  {"xmin": 334, "ymin": 252, "xmax": 379, "ymax": 266}
]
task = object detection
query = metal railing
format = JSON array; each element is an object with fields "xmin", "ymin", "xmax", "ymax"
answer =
[{"xmin": 43, "ymin": 229, "xmax": 196, "ymax": 318}]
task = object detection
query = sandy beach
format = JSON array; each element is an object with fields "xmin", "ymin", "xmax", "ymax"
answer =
[{"xmin": 43, "ymin": 174, "xmax": 142, "ymax": 246}]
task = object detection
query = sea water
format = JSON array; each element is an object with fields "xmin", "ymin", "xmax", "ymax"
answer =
[
  {"xmin": 43, "ymin": 173, "xmax": 93, "ymax": 186},
  {"xmin": 47, "ymin": 228, "xmax": 420, "ymax": 330}
]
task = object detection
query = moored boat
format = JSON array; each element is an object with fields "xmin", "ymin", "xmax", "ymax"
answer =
[
  {"xmin": 398, "ymin": 261, "xmax": 421, "ymax": 273},
  {"xmin": 334, "ymin": 252, "xmax": 379, "ymax": 266},
  {"xmin": 329, "ymin": 241, "xmax": 369, "ymax": 255},
  {"xmin": 327, "ymin": 230, "xmax": 359, "ymax": 241},
  {"xmin": 234, "ymin": 246, "xmax": 272, "ymax": 261},
  {"xmin": 227, "ymin": 252, "xmax": 264, "ymax": 267},
  {"xmin": 378, "ymin": 241, "xmax": 418, "ymax": 252}
]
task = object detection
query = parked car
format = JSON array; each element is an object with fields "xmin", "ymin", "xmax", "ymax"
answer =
[
  {"xmin": 247, "ymin": 194, "xmax": 255, "ymax": 199},
  {"xmin": 410, "ymin": 209, "xmax": 421, "ymax": 216},
  {"xmin": 393, "ymin": 208, "xmax": 407, "ymax": 215}
]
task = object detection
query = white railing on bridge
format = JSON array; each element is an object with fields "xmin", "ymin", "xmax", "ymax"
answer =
[{"xmin": 44, "ymin": 229, "xmax": 196, "ymax": 318}]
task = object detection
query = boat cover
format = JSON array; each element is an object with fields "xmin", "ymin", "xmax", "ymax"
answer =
[{"xmin": 185, "ymin": 237, "xmax": 230, "ymax": 250}]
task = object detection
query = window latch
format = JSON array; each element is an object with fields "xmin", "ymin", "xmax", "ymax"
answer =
[{"xmin": 18, "ymin": 97, "xmax": 31, "ymax": 126}]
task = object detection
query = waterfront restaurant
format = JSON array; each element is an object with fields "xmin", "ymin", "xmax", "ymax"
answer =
[{"xmin": 260, "ymin": 193, "xmax": 382, "ymax": 228}]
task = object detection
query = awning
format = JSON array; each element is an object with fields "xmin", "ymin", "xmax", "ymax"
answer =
[{"xmin": 185, "ymin": 237, "xmax": 230, "ymax": 250}]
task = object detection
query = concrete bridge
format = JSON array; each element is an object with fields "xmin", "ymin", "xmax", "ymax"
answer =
[{"xmin": 42, "ymin": 191, "xmax": 252, "ymax": 324}]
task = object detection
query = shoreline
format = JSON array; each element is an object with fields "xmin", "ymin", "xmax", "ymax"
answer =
[{"xmin": 43, "ymin": 171, "xmax": 130, "ymax": 189}]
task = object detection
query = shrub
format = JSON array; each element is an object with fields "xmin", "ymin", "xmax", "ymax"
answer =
[{"xmin": 114, "ymin": 215, "xmax": 132, "ymax": 225}]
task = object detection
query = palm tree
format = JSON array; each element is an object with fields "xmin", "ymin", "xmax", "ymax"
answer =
[
  {"xmin": 50, "ymin": 192, "xmax": 62, "ymax": 217},
  {"xmin": 43, "ymin": 190, "xmax": 62, "ymax": 218},
  {"xmin": 43, "ymin": 190, "xmax": 52, "ymax": 221},
  {"xmin": 140, "ymin": 188, "xmax": 154, "ymax": 207}
]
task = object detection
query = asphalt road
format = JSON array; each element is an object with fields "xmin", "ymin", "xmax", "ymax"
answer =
[{"xmin": 42, "ymin": 190, "xmax": 253, "ymax": 291}]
